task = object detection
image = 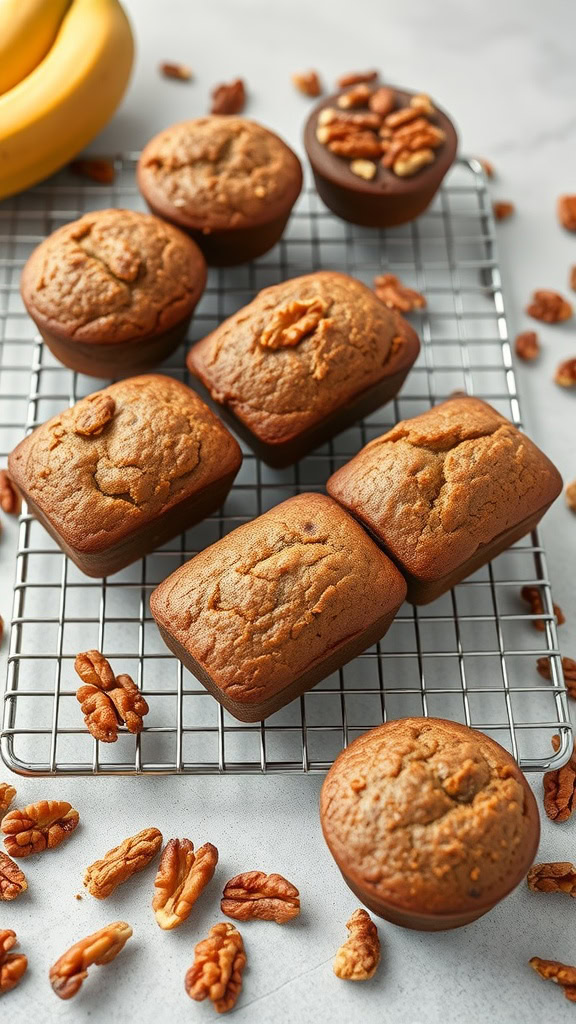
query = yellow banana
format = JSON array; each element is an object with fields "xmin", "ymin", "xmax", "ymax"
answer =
[
  {"xmin": 0, "ymin": 0, "xmax": 134, "ymax": 200},
  {"xmin": 0, "ymin": 0, "xmax": 72, "ymax": 96}
]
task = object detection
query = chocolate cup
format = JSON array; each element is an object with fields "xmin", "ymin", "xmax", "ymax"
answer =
[
  {"xmin": 188, "ymin": 319, "xmax": 420, "ymax": 468},
  {"xmin": 304, "ymin": 88, "xmax": 458, "ymax": 228}
]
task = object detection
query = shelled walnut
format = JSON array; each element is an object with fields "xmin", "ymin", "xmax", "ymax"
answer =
[
  {"xmin": 2, "ymin": 800, "xmax": 79, "ymax": 857},
  {"xmin": 543, "ymin": 735, "xmax": 576, "ymax": 822},
  {"xmin": 221, "ymin": 871, "xmax": 300, "ymax": 923},
  {"xmin": 0, "ymin": 930, "xmax": 27, "ymax": 994},
  {"xmin": 49, "ymin": 921, "xmax": 132, "ymax": 999},
  {"xmin": 555, "ymin": 358, "xmax": 576, "ymax": 388},
  {"xmin": 0, "ymin": 782, "xmax": 16, "ymax": 816},
  {"xmin": 537, "ymin": 656, "xmax": 576, "ymax": 698},
  {"xmin": 84, "ymin": 827, "xmax": 162, "ymax": 898},
  {"xmin": 210, "ymin": 79, "xmax": 245, "ymax": 115},
  {"xmin": 185, "ymin": 922, "xmax": 246, "ymax": 1013},
  {"xmin": 260, "ymin": 297, "xmax": 328, "ymax": 349},
  {"xmin": 514, "ymin": 331, "xmax": 540, "ymax": 361},
  {"xmin": 520, "ymin": 586, "xmax": 565, "ymax": 631},
  {"xmin": 74, "ymin": 650, "xmax": 148, "ymax": 742},
  {"xmin": 526, "ymin": 289, "xmax": 572, "ymax": 323},
  {"xmin": 0, "ymin": 471, "xmax": 20, "ymax": 515},
  {"xmin": 153, "ymin": 839, "xmax": 218, "ymax": 930},
  {"xmin": 558, "ymin": 195, "xmax": 576, "ymax": 232},
  {"xmin": 527, "ymin": 861, "xmax": 576, "ymax": 897},
  {"xmin": 72, "ymin": 394, "xmax": 115, "ymax": 436},
  {"xmin": 373, "ymin": 273, "xmax": 426, "ymax": 313},
  {"xmin": 0, "ymin": 852, "xmax": 27, "ymax": 901},
  {"xmin": 292, "ymin": 70, "xmax": 322, "ymax": 97},
  {"xmin": 530, "ymin": 956, "xmax": 576, "ymax": 1003},
  {"xmin": 333, "ymin": 908, "xmax": 380, "ymax": 981}
]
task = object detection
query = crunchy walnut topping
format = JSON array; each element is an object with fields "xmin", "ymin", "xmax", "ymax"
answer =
[
  {"xmin": 0, "ymin": 852, "xmax": 27, "ymax": 901},
  {"xmin": 210, "ymin": 79, "xmax": 246, "ymax": 115},
  {"xmin": 72, "ymin": 394, "xmax": 116, "ymax": 437},
  {"xmin": 77, "ymin": 671, "xmax": 148, "ymax": 743},
  {"xmin": 0, "ymin": 782, "xmax": 16, "ymax": 816},
  {"xmin": 0, "ymin": 470, "xmax": 21, "ymax": 515},
  {"xmin": 160, "ymin": 61, "xmax": 192, "ymax": 81},
  {"xmin": 558, "ymin": 195, "xmax": 576, "ymax": 232},
  {"xmin": 530, "ymin": 956, "xmax": 576, "ymax": 1003},
  {"xmin": 373, "ymin": 273, "xmax": 426, "ymax": 313},
  {"xmin": 337, "ymin": 70, "xmax": 378, "ymax": 88},
  {"xmin": 69, "ymin": 159, "xmax": 116, "ymax": 185},
  {"xmin": 185, "ymin": 922, "xmax": 246, "ymax": 1013},
  {"xmin": 526, "ymin": 289, "xmax": 573, "ymax": 323},
  {"xmin": 74, "ymin": 650, "xmax": 115, "ymax": 690},
  {"xmin": 2, "ymin": 800, "xmax": 79, "ymax": 858},
  {"xmin": 514, "ymin": 331, "xmax": 540, "ymax": 361},
  {"xmin": 537, "ymin": 656, "xmax": 576, "ymax": 698},
  {"xmin": 566, "ymin": 479, "xmax": 576, "ymax": 512},
  {"xmin": 328, "ymin": 132, "xmax": 382, "ymax": 158},
  {"xmin": 392, "ymin": 148, "xmax": 435, "ymax": 177},
  {"xmin": 543, "ymin": 735, "xmax": 576, "ymax": 823},
  {"xmin": 520, "ymin": 586, "xmax": 565, "ymax": 631},
  {"xmin": 528, "ymin": 862, "xmax": 576, "ymax": 897},
  {"xmin": 555, "ymin": 357, "xmax": 576, "ymax": 388},
  {"xmin": 333, "ymin": 909, "xmax": 380, "ymax": 981},
  {"xmin": 153, "ymin": 839, "xmax": 218, "ymax": 930},
  {"xmin": 350, "ymin": 159, "xmax": 377, "ymax": 180},
  {"xmin": 221, "ymin": 871, "xmax": 300, "ymax": 923},
  {"xmin": 337, "ymin": 83, "xmax": 373, "ymax": 109},
  {"xmin": 0, "ymin": 930, "xmax": 27, "ymax": 994},
  {"xmin": 260, "ymin": 297, "xmax": 328, "ymax": 349},
  {"xmin": 318, "ymin": 108, "xmax": 382, "ymax": 131},
  {"xmin": 292, "ymin": 70, "xmax": 321, "ymax": 96},
  {"xmin": 369, "ymin": 86, "xmax": 396, "ymax": 117},
  {"xmin": 410, "ymin": 92, "xmax": 435, "ymax": 115},
  {"xmin": 84, "ymin": 827, "xmax": 162, "ymax": 899},
  {"xmin": 493, "ymin": 201, "xmax": 515, "ymax": 221},
  {"xmin": 49, "ymin": 921, "xmax": 132, "ymax": 1000}
]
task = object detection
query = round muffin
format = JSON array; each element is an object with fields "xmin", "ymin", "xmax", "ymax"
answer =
[
  {"xmin": 304, "ymin": 85, "xmax": 458, "ymax": 227},
  {"xmin": 137, "ymin": 117, "xmax": 303, "ymax": 266},
  {"xmin": 20, "ymin": 209, "xmax": 207, "ymax": 378},
  {"xmin": 320, "ymin": 718, "xmax": 539, "ymax": 930}
]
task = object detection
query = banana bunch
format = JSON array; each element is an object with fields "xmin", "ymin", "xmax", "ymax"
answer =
[{"xmin": 0, "ymin": 0, "xmax": 134, "ymax": 200}]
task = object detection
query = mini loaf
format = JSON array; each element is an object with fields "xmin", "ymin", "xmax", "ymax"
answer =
[
  {"xmin": 320, "ymin": 717, "xmax": 540, "ymax": 930},
  {"xmin": 137, "ymin": 117, "xmax": 303, "ymax": 266},
  {"xmin": 8, "ymin": 375, "xmax": 242, "ymax": 578},
  {"xmin": 20, "ymin": 209, "xmax": 207, "ymax": 377},
  {"xmin": 150, "ymin": 493, "xmax": 407, "ymax": 721},
  {"xmin": 327, "ymin": 396, "xmax": 562, "ymax": 603},
  {"xmin": 187, "ymin": 271, "xmax": 420, "ymax": 466}
]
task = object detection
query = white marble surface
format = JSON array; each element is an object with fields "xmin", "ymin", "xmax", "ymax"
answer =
[{"xmin": 1, "ymin": 1, "xmax": 576, "ymax": 1021}]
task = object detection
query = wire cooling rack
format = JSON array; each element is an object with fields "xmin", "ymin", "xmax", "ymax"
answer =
[{"xmin": 0, "ymin": 155, "xmax": 570, "ymax": 776}]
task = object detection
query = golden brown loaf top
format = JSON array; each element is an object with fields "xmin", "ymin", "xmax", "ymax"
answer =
[
  {"xmin": 8, "ymin": 375, "xmax": 241, "ymax": 554},
  {"xmin": 150, "ymin": 493, "xmax": 407, "ymax": 706},
  {"xmin": 327, "ymin": 396, "xmax": 562, "ymax": 578},
  {"xmin": 188, "ymin": 271, "xmax": 418, "ymax": 444},
  {"xmin": 320, "ymin": 717, "xmax": 537, "ymax": 915},
  {"xmin": 20, "ymin": 209, "xmax": 206, "ymax": 343},
  {"xmin": 137, "ymin": 117, "xmax": 303, "ymax": 232}
]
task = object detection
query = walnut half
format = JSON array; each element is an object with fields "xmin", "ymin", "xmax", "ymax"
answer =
[
  {"xmin": 530, "ymin": 956, "xmax": 576, "ymax": 1002},
  {"xmin": 84, "ymin": 827, "xmax": 162, "ymax": 899},
  {"xmin": 185, "ymin": 922, "xmax": 246, "ymax": 1013},
  {"xmin": 2, "ymin": 800, "xmax": 79, "ymax": 858},
  {"xmin": 333, "ymin": 908, "xmax": 380, "ymax": 981},
  {"xmin": 0, "ymin": 781, "xmax": 16, "ymax": 816},
  {"xmin": 260, "ymin": 297, "xmax": 328, "ymax": 350},
  {"xmin": 0, "ymin": 929, "xmax": 27, "ymax": 994},
  {"xmin": 221, "ymin": 870, "xmax": 300, "ymax": 923},
  {"xmin": 0, "ymin": 852, "xmax": 27, "ymax": 901},
  {"xmin": 153, "ymin": 839, "xmax": 218, "ymax": 930},
  {"xmin": 49, "ymin": 921, "xmax": 132, "ymax": 1000}
]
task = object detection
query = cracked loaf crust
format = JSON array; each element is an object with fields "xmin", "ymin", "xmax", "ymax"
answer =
[
  {"xmin": 327, "ymin": 396, "xmax": 562, "ymax": 599},
  {"xmin": 150, "ymin": 493, "xmax": 407, "ymax": 721},
  {"xmin": 187, "ymin": 271, "xmax": 420, "ymax": 465},
  {"xmin": 8, "ymin": 375, "xmax": 241, "ymax": 577},
  {"xmin": 320, "ymin": 717, "xmax": 540, "ymax": 927},
  {"xmin": 20, "ymin": 209, "xmax": 207, "ymax": 344}
]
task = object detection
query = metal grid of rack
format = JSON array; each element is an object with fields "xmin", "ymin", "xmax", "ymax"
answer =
[{"xmin": 0, "ymin": 155, "xmax": 570, "ymax": 776}]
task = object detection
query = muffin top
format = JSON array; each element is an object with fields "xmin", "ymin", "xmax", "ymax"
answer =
[
  {"xmin": 20, "ymin": 209, "xmax": 206, "ymax": 343},
  {"xmin": 8, "ymin": 375, "xmax": 241, "ymax": 554},
  {"xmin": 137, "ymin": 117, "xmax": 303, "ymax": 232},
  {"xmin": 320, "ymin": 718, "xmax": 538, "ymax": 916},
  {"xmin": 188, "ymin": 271, "xmax": 418, "ymax": 445}
]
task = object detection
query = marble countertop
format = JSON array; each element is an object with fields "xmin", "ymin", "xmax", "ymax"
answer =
[{"xmin": 1, "ymin": 1, "xmax": 575, "ymax": 1022}]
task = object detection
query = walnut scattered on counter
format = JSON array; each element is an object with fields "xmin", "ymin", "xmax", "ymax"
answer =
[
  {"xmin": 555, "ymin": 357, "xmax": 576, "ymax": 388},
  {"xmin": 160, "ymin": 62, "xmax": 192, "ymax": 82},
  {"xmin": 530, "ymin": 956, "xmax": 576, "ymax": 1003},
  {"xmin": 514, "ymin": 331, "xmax": 540, "ymax": 361},
  {"xmin": 0, "ymin": 852, "xmax": 27, "ymax": 901},
  {"xmin": 337, "ymin": 70, "xmax": 379, "ymax": 88},
  {"xmin": 292, "ymin": 70, "xmax": 322, "ymax": 97},
  {"xmin": 0, "ymin": 929, "xmax": 27, "ymax": 994},
  {"xmin": 0, "ymin": 782, "xmax": 16, "ymax": 816},
  {"xmin": 566, "ymin": 479, "xmax": 576, "ymax": 512},
  {"xmin": 0, "ymin": 470, "xmax": 21, "ymax": 515},
  {"xmin": 210, "ymin": 79, "xmax": 246, "ymax": 115},
  {"xmin": 84, "ymin": 827, "xmax": 162, "ymax": 899},
  {"xmin": 557, "ymin": 195, "xmax": 576, "ymax": 232},
  {"xmin": 2, "ymin": 800, "xmax": 79, "ymax": 857},
  {"xmin": 543, "ymin": 735, "xmax": 576, "ymax": 823},
  {"xmin": 49, "ymin": 921, "xmax": 132, "ymax": 1000},
  {"xmin": 153, "ymin": 839, "xmax": 218, "ymax": 930},
  {"xmin": 333, "ymin": 908, "xmax": 380, "ymax": 981},
  {"xmin": 493, "ymin": 200, "xmax": 515, "ymax": 221},
  {"xmin": 185, "ymin": 921, "xmax": 246, "ymax": 1013},
  {"xmin": 221, "ymin": 870, "xmax": 300, "ymax": 923},
  {"xmin": 528, "ymin": 861, "xmax": 576, "ymax": 897},
  {"xmin": 526, "ymin": 289, "xmax": 573, "ymax": 324}
]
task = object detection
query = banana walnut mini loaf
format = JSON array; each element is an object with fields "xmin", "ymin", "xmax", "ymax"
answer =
[
  {"xmin": 8, "ymin": 374, "xmax": 241, "ymax": 578},
  {"xmin": 20, "ymin": 209, "xmax": 207, "ymax": 377},
  {"xmin": 150, "ymin": 492, "xmax": 407, "ymax": 721},
  {"xmin": 187, "ymin": 271, "xmax": 420, "ymax": 466},
  {"xmin": 327, "ymin": 396, "xmax": 562, "ymax": 604}
]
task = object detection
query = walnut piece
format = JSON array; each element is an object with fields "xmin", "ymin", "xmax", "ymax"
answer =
[
  {"xmin": 75, "ymin": 650, "xmax": 115, "ymax": 690},
  {"xmin": 555, "ymin": 357, "xmax": 576, "ymax": 388},
  {"xmin": 537, "ymin": 656, "xmax": 576, "ymax": 698},
  {"xmin": 210, "ymin": 79, "xmax": 245, "ymax": 115},
  {"xmin": 0, "ymin": 930, "xmax": 27, "ymax": 994},
  {"xmin": 153, "ymin": 839, "xmax": 218, "ymax": 930},
  {"xmin": 393, "ymin": 148, "xmax": 435, "ymax": 177},
  {"xmin": 0, "ymin": 782, "xmax": 16, "ymax": 816},
  {"xmin": 410, "ymin": 92, "xmax": 435, "ymax": 115},
  {"xmin": 520, "ymin": 586, "xmax": 565, "ymax": 631},
  {"xmin": 337, "ymin": 70, "xmax": 378, "ymax": 88},
  {"xmin": 558, "ymin": 195, "xmax": 576, "ymax": 232},
  {"xmin": 49, "ymin": 921, "xmax": 132, "ymax": 1000},
  {"xmin": 369, "ymin": 87, "xmax": 396, "ymax": 117},
  {"xmin": 221, "ymin": 870, "xmax": 300, "ymax": 923},
  {"xmin": 528, "ymin": 862, "xmax": 576, "ymax": 897},
  {"xmin": 514, "ymin": 331, "xmax": 540, "ymax": 361},
  {"xmin": 72, "ymin": 394, "xmax": 116, "ymax": 437},
  {"xmin": 526, "ymin": 289, "xmax": 573, "ymax": 323},
  {"xmin": 291, "ymin": 70, "xmax": 321, "ymax": 97},
  {"xmin": 493, "ymin": 201, "xmax": 515, "ymax": 221},
  {"xmin": 260, "ymin": 297, "xmax": 328, "ymax": 349},
  {"xmin": 328, "ymin": 132, "xmax": 382, "ymax": 159},
  {"xmin": 530, "ymin": 956, "xmax": 576, "ymax": 1002},
  {"xmin": 159, "ymin": 61, "xmax": 192, "ymax": 81},
  {"xmin": 84, "ymin": 827, "xmax": 162, "ymax": 898},
  {"xmin": 337, "ymin": 83, "xmax": 373, "ymax": 109},
  {"xmin": 0, "ymin": 852, "xmax": 27, "ymax": 901},
  {"xmin": 0, "ymin": 470, "xmax": 21, "ymax": 515},
  {"xmin": 477, "ymin": 157, "xmax": 495, "ymax": 178},
  {"xmin": 318, "ymin": 109, "xmax": 382, "ymax": 131},
  {"xmin": 543, "ymin": 735, "xmax": 576, "ymax": 822},
  {"xmin": 333, "ymin": 908, "xmax": 380, "ymax": 981},
  {"xmin": 77, "ymin": 672, "xmax": 148, "ymax": 743},
  {"xmin": 69, "ymin": 159, "xmax": 116, "ymax": 185},
  {"xmin": 2, "ymin": 800, "xmax": 79, "ymax": 857},
  {"xmin": 185, "ymin": 922, "xmax": 246, "ymax": 1013},
  {"xmin": 567, "ymin": 479, "xmax": 576, "ymax": 512},
  {"xmin": 373, "ymin": 273, "xmax": 426, "ymax": 313},
  {"xmin": 350, "ymin": 159, "xmax": 377, "ymax": 180}
]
